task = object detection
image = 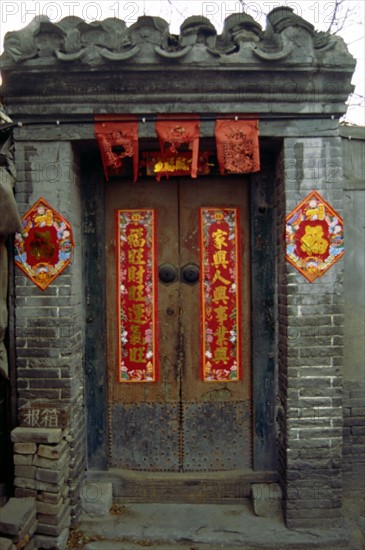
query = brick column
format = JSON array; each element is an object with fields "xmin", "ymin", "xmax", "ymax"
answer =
[
  {"xmin": 277, "ymin": 136, "xmax": 344, "ymax": 528},
  {"xmin": 13, "ymin": 141, "xmax": 86, "ymax": 522}
]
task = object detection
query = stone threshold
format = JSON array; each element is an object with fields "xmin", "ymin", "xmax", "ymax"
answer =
[{"xmin": 87, "ymin": 468, "xmax": 278, "ymax": 504}]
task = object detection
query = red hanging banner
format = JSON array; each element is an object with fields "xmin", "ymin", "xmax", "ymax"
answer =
[
  {"xmin": 117, "ymin": 209, "xmax": 158, "ymax": 382},
  {"xmin": 200, "ymin": 208, "xmax": 242, "ymax": 382},
  {"xmin": 155, "ymin": 115, "xmax": 200, "ymax": 180},
  {"xmin": 94, "ymin": 115, "xmax": 139, "ymax": 182},
  {"xmin": 215, "ymin": 119, "xmax": 260, "ymax": 175}
]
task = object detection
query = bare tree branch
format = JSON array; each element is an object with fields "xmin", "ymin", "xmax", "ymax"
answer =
[
  {"xmin": 166, "ymin": 0, "xmax": 186, "ymax": 19},
  {"xmin": 327, "ymin": 0, "xmax": 342, "ymax": 33},
  {"xmin": 326, "ymin": 0, "xmax": 358, "ymax": 35}
]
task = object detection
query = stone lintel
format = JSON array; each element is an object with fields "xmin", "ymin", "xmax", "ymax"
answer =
[
  {"xmin": 11, "ymin": 118, "xmax": 340, "ymax": 143},
  {"xmin": 1, "ymin": 67, "xmax": 353, "ymax": 117}
]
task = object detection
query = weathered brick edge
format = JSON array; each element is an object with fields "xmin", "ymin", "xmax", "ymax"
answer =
[
  {"xmin": 276, "ymin": 137, "xmax": 344, "ymax": 529},
  {"xmin": 0, "ymin": 495, "xmax": 37, "ymax": 549},
  {"xmin": 343, "ymin": 382, "xmax": 365, "ymax": 495},
  {"xmin": 14, "ymin": 141, "xmax": 86, "ymax": 522},
  {"xmin": 11, "ymin": 426, "xmax": 71, "ymax": 549}
]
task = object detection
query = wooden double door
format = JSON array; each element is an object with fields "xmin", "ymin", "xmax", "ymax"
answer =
[{"xmin": 105, "ymin": 177, "xmax": 251, "ymax": 472}]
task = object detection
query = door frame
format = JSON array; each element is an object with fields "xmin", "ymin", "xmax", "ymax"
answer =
[
  {"xmin": 82, "ymin": 147, "xmax": 277, "ymax": 473},
  {"xmin": 104, "ymin": 177, "xmax": 252, "ymax": 472}
]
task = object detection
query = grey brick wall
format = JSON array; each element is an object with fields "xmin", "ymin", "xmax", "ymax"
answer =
[
  {"xmin": 275, "ymin": 148, "xmax": 287, "ymax": 507},
  {"xmin": 343, "ymin": 383, "xmax": 365, "ymax": 495},
  {"xmin": 277, "ymin": 137, "xmax": 345, "ymax": 529},
  {"xmin": 14, "ymin": 141, "xmax": 86, "ymax": 522},
  {"xmin": 341, "ymin": 129, "xmax": 365, "ymax": 498}
]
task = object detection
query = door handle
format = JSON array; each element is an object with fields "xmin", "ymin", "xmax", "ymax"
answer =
[
  {"xmin": 158, "ymin": 263, "xmax": 199, "ymax": 284},
  {"xmin": 158, "ymin": 263, "xmax": 178, "ymax": 284},
  {"xmin": 181, "ymin": 263, "xmax": 199, "ymax": 285}
]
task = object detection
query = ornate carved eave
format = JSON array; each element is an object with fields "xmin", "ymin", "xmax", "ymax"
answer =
[
  {"xmin": 0, "ymin": 9, "xmax": 355, "ymax": 117},
  {"xmin": 0, "ymin": 10, "xmax": 355, "ymax": 68}
]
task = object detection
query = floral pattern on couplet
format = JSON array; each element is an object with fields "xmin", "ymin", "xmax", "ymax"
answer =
[
  {"xmin": 200, "ymin": 208, "xmax": 242, "ymax": 382},
  {"xmin": 117, "ymin": 209, "xmax": 158, "ymax": 382}
]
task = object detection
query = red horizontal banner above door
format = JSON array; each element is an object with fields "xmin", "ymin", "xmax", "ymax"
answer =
[
  {"xmin": 215, "ymin": 119, "xmax": 260, "ymax": 175},
  {"xmin": 94, "ymin": 115, "xmax": 260, "ymax": 181},
  {"xmin": 155, "ymin": 114, "xmax": 200, "ymax": 180},
  {"xmin": 95, "ymin": 115, "xmax": 139, "ymax": 182}
]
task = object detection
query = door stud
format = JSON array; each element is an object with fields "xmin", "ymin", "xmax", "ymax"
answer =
[
  {"xmin": 181, "ymin": 263, "xmax": 199, "ymax": 285},
  {"xmin": 158, "ymin": 263, "xmax": 178, "ymax": 284}
]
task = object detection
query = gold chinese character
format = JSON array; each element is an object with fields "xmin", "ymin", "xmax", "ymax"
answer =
[
  {"xmin": 300, "ymin": 225, "xmax": 329, "ymax": 256},
  {"xmin": 127, "ymin": 228, "xmax": 146, "ymax": 248},
  {"xmin": 128, "ymin": 303, "xmax": 146, "ymax": 324},
  {"xmin": 212, "ymin": 285, "xmax": 229, "ymax": 304},
  {"xmin": 213, "ymin": 347, "xmax": 229, "ymax": 363},
  {"xmin": 214, "ymin": 306, "xmax": 228, "ymax": 324},
  {"xmin": 129, "ymin": 347, "xmax": 145, "ymax": 363},
  {"xmin": 212, "ymin": 228, "xmax": 228, "ymax": 250},
  {"xmin": 128, "ymin": 285, "xmax": 146, "ymax": 302},
  {"xmin": 215, "ymin": 325, "xmax": 228, "ymax": 346},
  {"xmin": 128, "ymin": 248, "xmax": 146, "ymax": 265},
  {"xmin": 212, "ymin": 250, "xmax": 229, "ymax": 269},
  {"xmin": 212, "ymin": 269, "xmax": 231, "ymax": 285},
  {"xmin": 128, "ymin": 265, "xmax": 145, "ymax": 284},
  {"xmin": 130, "ymin": 325, "xmax": 143, "ymax": 345}
]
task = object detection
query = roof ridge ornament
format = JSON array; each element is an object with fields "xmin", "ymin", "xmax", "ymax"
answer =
[
  {"xmin": 267, "ymin": 7, "xmax": 315, "ymax": 34},
  {"xmin": 99, "ymin": 45, "xmax": 140, "ymax": 61},
  {"xmin": 0, "ymin": 10, "xmax": 355, "ymax": 72},
  {"xmin": 154, "ymin": 45, "xmax": 192, "ymax": 60}
]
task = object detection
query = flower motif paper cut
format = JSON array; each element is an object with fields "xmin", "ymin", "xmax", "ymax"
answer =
[
  {"xmin": 285, "ymin": 191, "xmax": 344, "ymax": 282},
  {"xmin": 14, "ymin": 198, "xmax": 74, "ymax": 290}
]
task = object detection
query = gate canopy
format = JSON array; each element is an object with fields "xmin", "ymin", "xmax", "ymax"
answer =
[{"xmin": 0, "ymin": 8, "xmax": 355, "ymax": 118}]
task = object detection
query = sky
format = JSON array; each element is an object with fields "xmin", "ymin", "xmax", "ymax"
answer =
[{"xmin": 0, "ymin": 0, "xmax": 364, "ymax": 125}]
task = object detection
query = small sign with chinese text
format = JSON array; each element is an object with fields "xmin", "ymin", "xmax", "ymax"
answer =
[{"xmin": 20, "ymin": 405, "xmax": 69, "ymax": 428}]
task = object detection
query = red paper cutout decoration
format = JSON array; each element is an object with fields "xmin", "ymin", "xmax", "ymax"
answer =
[
  {"xmin": 155, "ymin": 115, "xmax": 200, "ymax": 181},
  {"xmin": 14, "ymin": 197, "xmax": 74, "ymax": 290},
  {"xmin": 215, "ymin": 119, "xmax": 260, "ymax": 175},
  {"xmin": 95, "ymin": 115, "xmax": 139, "ymax": 182},
  {"xmin": 285, "ymin": 191, "xmax": 344, "ymax": 282}
]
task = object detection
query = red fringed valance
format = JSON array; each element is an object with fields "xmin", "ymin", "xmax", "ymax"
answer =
[
  {"xmin": 215, "ymin": 119, "xmax": 260, "ymax": 175},
  {"xmin": 94, "ymin": 115, "xmax": 139, "ymax": 182},
  {"xmin": 155, "ymin": 115, "xmax": 200, "ymax": 180}
]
